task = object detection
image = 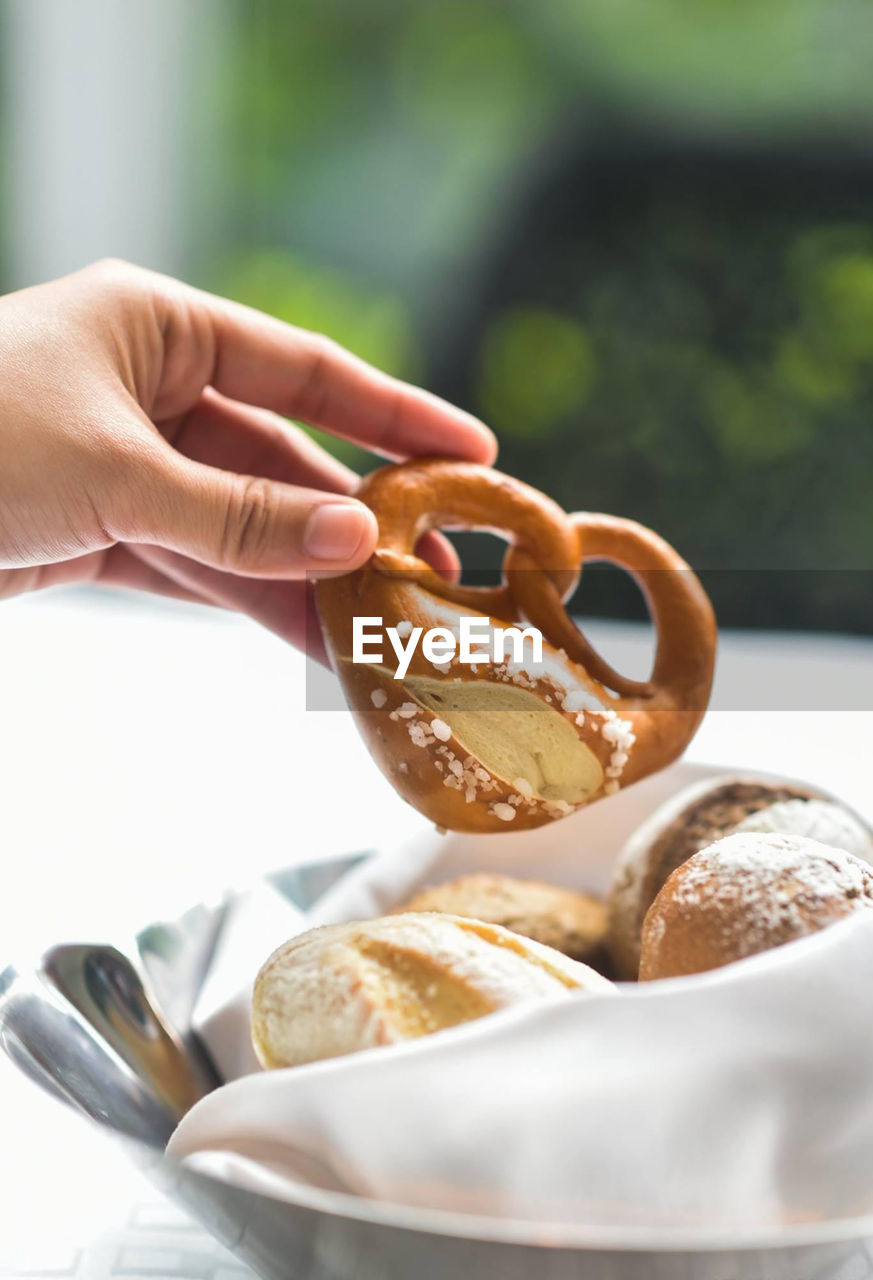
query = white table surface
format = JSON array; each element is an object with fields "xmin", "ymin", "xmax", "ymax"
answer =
[{"xmin": 1, "ymin": 587, "xmax": 871, "ymax": 1275}]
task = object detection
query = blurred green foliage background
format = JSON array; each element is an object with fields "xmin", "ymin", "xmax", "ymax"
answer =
[{"xmin": 9, "ymin": 0, "xmax": 873, "ymax": 629}]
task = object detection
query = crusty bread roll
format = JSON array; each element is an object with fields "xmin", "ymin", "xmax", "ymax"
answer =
[
  {"xmin": 400, "ymin": 874, "xmax": 607, "ymax": 966},
  {"xmin": 252, "ymin": 913, "xmax": 614, "ymax": 1069},
  {"xmin": 606, "ymin": 775, "xmax": 828, "ymax": 980},
  {"xmin": 316, "ymin": 460, "xmax": 716, "ymax": 833},
  {"xmin": 639, "ymin": 832, "xmax": 873, "ymax": 981}
]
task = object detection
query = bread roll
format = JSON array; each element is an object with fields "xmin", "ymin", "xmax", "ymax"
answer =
[
  {"xmin": 736, "ymin": 799, "xmax": 873, "ymax": 858},
  {"xmin": 401, "ymin": 874, "xmax": 607, "ymax": 966},
  {"xmin": 606, "ymin": 775, "xmax": 826, "ymax": 979},
  {"xmin": 639, "ymin": 832, "xmax": 873, "ymax": 981},
  {"xmin": 252, "ymin": 913, "xmax": 614, "ymax": 1069}
]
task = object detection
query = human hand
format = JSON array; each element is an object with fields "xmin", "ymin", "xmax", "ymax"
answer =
[{"xmin": 0, "ymin": 260, "xmax": 495, "ymax": 656}]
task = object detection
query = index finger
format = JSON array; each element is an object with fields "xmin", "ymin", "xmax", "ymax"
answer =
[{"xmin": 179, "ymin": 284, "xmax": 498, "ymax": 465}]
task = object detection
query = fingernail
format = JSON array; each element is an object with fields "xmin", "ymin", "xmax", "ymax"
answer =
[{"xmin": 304, "ymin": 503, "xmax": 371, "ymax": 561}]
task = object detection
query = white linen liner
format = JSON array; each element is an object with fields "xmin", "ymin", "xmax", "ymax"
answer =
[{"xmin": 172, "ymin": 762, "xmax": 873, "ymax": 1230}]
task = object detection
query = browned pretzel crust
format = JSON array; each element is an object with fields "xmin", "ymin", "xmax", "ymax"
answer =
[
  {"xmin": 316, "ymin": 460, "xmax": 717, "ymax": 833},
  {"xmin": 359, "ymin": 459, "xmax": 580, "ymax": 614}
]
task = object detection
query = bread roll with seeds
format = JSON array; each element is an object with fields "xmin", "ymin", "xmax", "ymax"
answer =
[
  {"xmin": 639, "ymin": 832, "xmax": 873, "ymax": 981},
  {"xmin": 400, "ymin": 874, "xmax": 607, "ymax": 966},
  {"xmin": 252, "ymin": 913, "xmax": 614, "ymax": 1069},
  {"xmin": 606, "ymin": 775, "xmax": 829, "ymax": 980}
]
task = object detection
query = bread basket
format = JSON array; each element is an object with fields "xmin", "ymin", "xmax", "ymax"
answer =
[{"xmin": 3, "ymin": 762, "xmax": 873, "ymax": 1280}]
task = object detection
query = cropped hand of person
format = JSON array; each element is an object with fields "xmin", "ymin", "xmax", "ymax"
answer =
[{"xmin": 0, "ymin": 260, "xmax": 495, "ymax": 654}]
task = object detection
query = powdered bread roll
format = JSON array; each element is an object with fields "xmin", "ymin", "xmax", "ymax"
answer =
[
  {"xmin": 639, "ymin": 832, "xmax": 873, "ymax": 981},
  {"xmin": 736, "ymin": 799, "xmax": 873, "ymax": 858},
  {"xmin": 253, "ymin": 913, "xmax": 614, "ymax": 1069},
  {"xmin": 401, "ymin": 874, "xmax": 607, "ymax": 966},
  {"xmin": 606, "ymin": 776, "xmax": 825, "ymax": 980}
]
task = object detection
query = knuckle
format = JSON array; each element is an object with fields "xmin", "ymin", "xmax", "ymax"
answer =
[
  {"xmin": 86, "ymin": 257, "xmax": 137, "ymax": 285},
  {"xmin": 81, "ymin": 259, "xmax": 158, "ymax": 309},
  {"xmin": 74, "ymin": 260, "xmax": 143, "ymax": 317},
  {"xmin": 92, "ymin": 429, "xmax": 166, "ymax": 540},
  {"xmin": 220, "ymin": 475, "xmax": 277, "ymax": 571},
  {"xmin": 294, "ymin": 333, "xmax": 338, "ymax": 423},
  {"xmin": 381, "ymin": 384, "xmax": 407, "ymax": 447}
]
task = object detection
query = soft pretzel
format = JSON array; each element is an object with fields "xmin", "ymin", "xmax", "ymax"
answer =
[{"xmin": 316, "ymin": 460, "xmax": 717, "ymax": 833}]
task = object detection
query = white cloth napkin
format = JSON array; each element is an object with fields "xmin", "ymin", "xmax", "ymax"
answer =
[
  {"xmin": 192, "ymin": 882, "xmax": 306, "ymax": 1080},
  {"xmin": 173, "ymin": 761, "xmax": 873, "ymax": 1231}
]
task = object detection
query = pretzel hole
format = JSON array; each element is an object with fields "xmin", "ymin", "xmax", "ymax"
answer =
[
  {"xmin": 568, "ymin": 562, "xmax": 656, "ymax": 685},
  {"xmin": 440, "ymin": 530, "xmax": 507, "ymax": 588}
]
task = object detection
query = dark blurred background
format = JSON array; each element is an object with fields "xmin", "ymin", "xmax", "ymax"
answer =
[{"xmin": 3, "ymin": 0, "xmax": 873, "ymax": 630}]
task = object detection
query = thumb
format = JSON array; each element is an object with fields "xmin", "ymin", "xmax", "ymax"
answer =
[{"xmin": 126, "ymin": 452, "xmax": 378, "ymax": 578}]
